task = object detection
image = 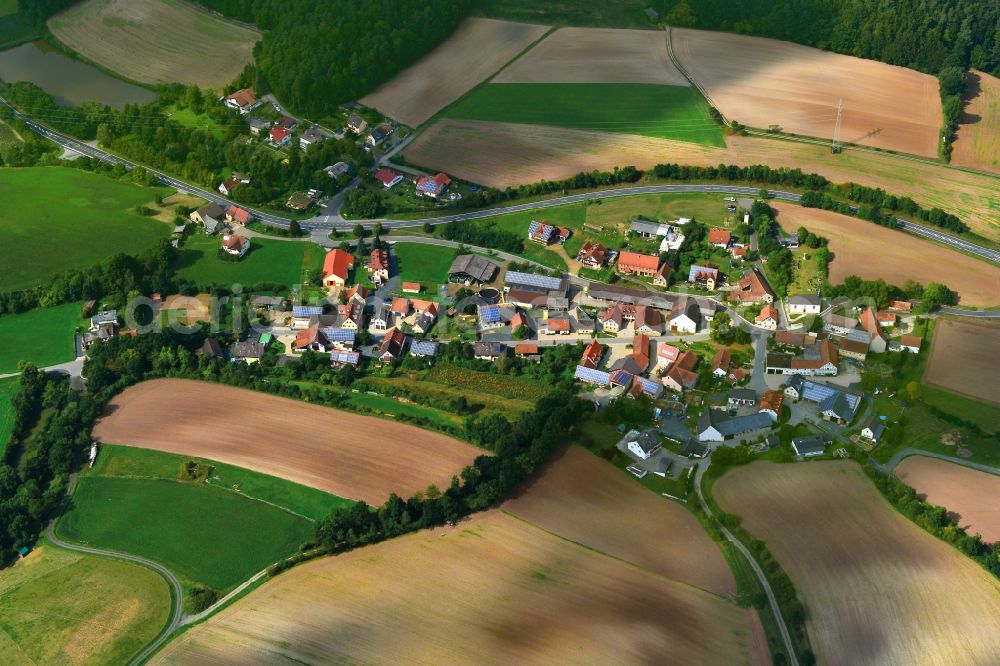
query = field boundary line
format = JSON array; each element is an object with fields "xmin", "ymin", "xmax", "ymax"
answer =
[
  {"xmin": 499, "ymin": 509, "xmax": 736, "ymax": 601},
  {"xmin": 0, "ymin": 623, "xmax": 38, "ymax": 666}
]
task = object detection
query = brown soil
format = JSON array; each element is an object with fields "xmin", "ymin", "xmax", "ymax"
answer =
[
  {"xmin": 768, "ymin": 202, "xmax": 1000, "ymax": 307},
  {"xmin": 715, "ymin": 461, "xmax": 1000, "ymax": 665},
  {"xmin": 404, "ymin": 120, "xmax": 1000, "ymax": 240},
  {"xmin": 494, "ymin": 27, "xmax": 688, "ymax": 85},
  {"xmin": 161, "ymin": 293, "xmax": 212, "ymax": 324},
  {"xmin": 49, "ymin": 0, "xmax": 260, "ymax": 89},
  {"xmin": 92, "ymin": 379, "xmax": 483, "ymax": 504},
  {"xmin": 505, "ymin": 445, "xmax": 734, "ymax": 596},
  {"xmin": 952, "ymin": 70, "xmax": 1000, "ymax": 174},
  {"xmin": 672, "ymin": 28, "xmax": 941, "ymax": 157},
  {"xmin": 924, "ymin": 319, "xmax": 1000, "ymax": 405},
  {"xmin": 151, "ymin": 511, "xmax": 769, "ymax": 665},
  {"xmin": 896, "ymin": 456, "xmax": 1000, "ymax": 542},
  {"xmin": 359, "ymin": 18, "xmax": 549, "ymax": 127}
]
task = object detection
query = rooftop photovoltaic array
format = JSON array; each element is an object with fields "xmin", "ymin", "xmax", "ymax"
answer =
[
  {"xmin": 292, "ymin": 305, "xmax": 324, "ymax": 316},
  {"xmin": 504, "ymin": 271, "xmax": 563, "ymax": 291},
  {"xmin": 574, "ymin": 365, "xmax": 611, "ymax": 385}
]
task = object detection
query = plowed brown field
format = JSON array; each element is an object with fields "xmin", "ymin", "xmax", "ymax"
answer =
[
  {"xmin": 896, "ymin": 456, "xmax": 1000, "ymax": 543},
  {"xmin": 505, "ymin": 445, "xmax": 733, "ymax": 596},
  {"xmin": 494, "ymin": 27, "xmax": 687, "ymax": 85},
  {"xmin": 924, "ymin": 319, "xmax": 1000, "ymax": 405},
  {"xmin": 152, "ymin": 511, "xmax": 769, "ymax": 665},
  {"xmin": 359, "ymin": 18, "xmax": 548, "ymax": 126},
  {"xmin": 952, "ymin": 70, "xmax": 1000, "ymax": 174},
  {"xmin": 715, "ymin": 461, "xmax": 1000, "ymax": 666},
  {"xmin": 672, "ymin": 28, "xmax": 941, "ymax": 157},
  {"xmin": 769, "ymin": 202, "xmax": 1000, "ymax": 307},
  {"xmin": 405, "ymin": 120, "xmax": 1000, "ymax": 240},
  {"xmin": 92, "ymin": 379, "xmax": 483, "ymax": 504}
]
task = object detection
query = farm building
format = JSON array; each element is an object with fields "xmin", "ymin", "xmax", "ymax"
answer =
[
  {"xmin": 766, "ymin": 339, "xmax": 839, "ymax": 376},
  {"xmin": 479, "ymin": 304, "xmax": 503, "ymax": 329},
  {"xmin": 859, "ymin": 308, "xmax": 888, "ymax": 353},
  {"xmin": 574, "ymin": 364, "xmax": 611, "ymax": 387},
  {"xmin": 756, "ymin": 304, "xmax": 779, "ymax": 330},
  {"xmin": 576, "ymin": 241, "xmax": 609, "ymax": 268},
  {"xmin": 409, "ymin": 340, "xmax": 439, "ymax": 358},
  {"xmin": 190, "ymin": 202, "xmax": 226, "ymax": 234},
  {"xmin": 374, "ymin": 167, "xmax": 404, "ymax": 188},
  {"xmin": 504, "ymin": 271, "xmax": 566, "ymax": 296},
  {"xmin": 586, "ymin": 283, "xmax": 674, "ymax": 309},
  {"xmin": 609, "ymin": 369, "xmax": 635, "ymax": 390},
  {"xmin": 629, "ymin": 219, "xmax": 664, "ymax": 238},
  {"xmin": 474, "ymin": 342, "xmax": 506, "ymax": 361},
  {"xmin": 321, "ymin": 249, "xmax": 354, "ymax": 288},
  {"xmin": 232, "ymin": 337, "xmax": 267, "ymax": 363},
  {"xmin": 416, "ymin": 173, "xmax": 451, "ymax": 198},
  {"xmin": 225, "ymin": 206, "xmax": 252, "ymax": 225},
  {"xmin": 727, "ymin": 388, "xmax": 756, "ymax": 407},
  {"xmin": 291, "ymin": 305, "xmax": 324, "ymax": 328},
  {"xmin": 837, "ymin": 338, "xmax": 869, "ymax": 361},
  {"xmin": 528, "ymin": 220, "xmax": 559, "ymax": 245},
  {"xmin": 294, "ymin": 323, "xmax": 332, "ymax": 352},
  {"xmin": 378, "ymin": 328, "xmax": 407, "ymax": 362},
  {"xmin": 791, "ymin": 435, "xmax": 828, "ymax": 457},
  {"xmin": 711, "ymin": 348, "xmax": 732, "ymax": 377},
  {"xmin": 896, "ymin": 335, "xmax": 922, "ymax": 353},
  {"xmin": 515, "ymin": 343, "xmax": 540, "ymax": 358},
  {"xmin": 861, "ymin": 417, "xmax": 886, "ymax": 444},
  {"xmin": 617, "ymin": 251, "xmax": 661, "ymax": 277},
  {"xmin": 652, "ymin": 262, "xmax": 672, "ymax": 287},
  {"xmin": 629, "ymin": 376, "xmax": 663, "ymax": 400},
  {"xmin": 688, "ymin": 265, "xmax": 719, "ymax": 290},
  {"xmin": 543, "ymin": 316, "xmax": 571, "ymax": 335},
  {"xmin": 402, "ymin": 282, "xmax": 421, "ymax": 294},
  {"xmin": 698, "ymin": 409, "xmax": 772, "ymax": 442},
  {"xmin": 581, "ymin": 339, "xmax": 604, "ymax": 369},
  {"xmin": 448, "ymin": 254, "xmax": 499, "ymax": 284},
  {"xmin": 783, "ymin": 376, "xmax": 862, "ymax": 424},
  {"xmin": 656, "ymin": 342, "xmax": 681, "ymax": 368},
  {"xmin": 731, "ymin": 269, "xmax": 775, "ymax": 304},
  {"xmin": 708, "ymin": 228, "xmax": 731, "ymax": 248},
  {"xmin": 759, "ymin": 391, "xmax": 784, "ymax": 420},
  {"xmin": 368, "ymin": 248, "xmax": 390, "ymax": 286},
  {"xmin": 668, "ymin": 297, "xmax": 701, "ymax": 334}
]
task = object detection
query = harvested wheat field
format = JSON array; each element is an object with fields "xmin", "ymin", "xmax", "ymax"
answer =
[
  {"xmin": 924, "ymin": 319, "xmax": 1000, "ymax": 405},
  {"xmin": 93, "ymin": 379, "xmax": 482, "ymax": 504},
  {"xmin": 671, "ymin": 28, "xmax": 941, "ymax": 156},
  {"xmin": 952, "ymin": 70, "xmax": 1000, "ymax": 174},
  {"xmin": 160, "ymin": 293, "xmax": 212, "ymax": 325},
  {"xmin": 406, "ymin": 121, "xmax": 1000, "ymax": 239},
  {"xmin": 494, "ymin": 27, "xmax": 686, "ymax": 85},
  {"xmin": 505, "ymin": 445, "xmax": 733, "ymax": 596},
  {"xmin": 49, "ymin": 0, "xmax": 260, "ymax": 89},
  {"xmin": 152, "ymin": 511, "xmax": 768, "ymax": 665},
  {"xmin": 896, "ymin": 456, "xmax": 1000, "ymax": 543},
  {"xmin": 359, "ymin": 18, "xmax": 548, "ymax": 127},
  {"xmin": 715, "ymin": 461, "xmax": 1000, "ymax": 665},
  {"xmin": 769, "ymin": 202, "xmax": 1000, "ymax": 307}
]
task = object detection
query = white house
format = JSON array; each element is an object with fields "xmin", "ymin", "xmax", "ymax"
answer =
[
  {"xmin": 788, "ymin": 294, "xmax": 822, "ymax": 315},
  {"xmin": 625, "ymin": 430, "xmax": 662, "ymax": 460},
  {"xmin": 221, "ymin": 234, "xmax": 249, "ymax": 258},
  {"xmin": 668, "ymin": 297, "xmax": 700, "ymax": 334},
  {"xmin": 861, "ymin": 418, "xmax": 886, "ymax": 444},
  {"xmin": 656, "ymin": 342, "xmax": 681, "ymax": 369}
]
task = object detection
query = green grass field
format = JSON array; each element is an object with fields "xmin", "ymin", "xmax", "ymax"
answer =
[
  {"xmin": 444, "ymin": 83, "xmax": 725, "ymax": 145},
  {"xmin": 0, "ymin": 168, "xmax": 170, "ymax": 291},
  {"xmin": 0, "ymin": 542, "xmax": 169, "ymax": 665},
  {"xmin": 0, "ymin": 302, "xmax": 82, "ymax": 374},
  {"xmin": 392, "ymin": 242, "xmax": 457, "ymax": 288},
  {"xmin": 94, "ymin": 444, "xmax": 351, "ymax": 521},
  {"xmin": 165, "ymin": 105, "xmax": 226, "ymax": 139},
  {"xmin": 0, "ymin": 376, "xmax": 19, "ymax": 456},
  {"xmin": 175, "ymin": 235, "xmax": 325, "ymax": 288},
  {"xmin": 0, "ymin": 118, "xmax": 21, "ymax": 149},
  {"xmin": 59, "ymin": 476, "xmax": 313, "ymax": 591}
]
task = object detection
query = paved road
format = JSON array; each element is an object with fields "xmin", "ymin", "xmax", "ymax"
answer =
[
  {"xmin": 871, "ymin": 448, "xmax": 1000, "ymax": 476},
  {"xmin": 45, "ymin": 522, "xmax": 185, "ymax": 666},
  {"xmin": 693, "ymin": 459, "xmax": 799, "ymax": 666},
  {"xmin": 938, "ymin": 307, "xmax": 1000, "ymax": 319}
]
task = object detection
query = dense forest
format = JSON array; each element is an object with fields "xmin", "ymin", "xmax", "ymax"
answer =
[
  {"xmin": 194, "ymin": 0, "xmax": 470, "ymax": 116},
  {"xmin": 659, "ymin": 0, "xmax": 1000, "ymax": 76}
]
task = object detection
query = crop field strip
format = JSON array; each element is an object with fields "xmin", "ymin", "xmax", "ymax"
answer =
[
  {"xmin": 895, "ymin": 456, "xmax": 1000, "ymax": 543},
  {"xmin": 671, "ymin": 28, "xmax": 942, "ymax": 157},
  {"xmin": 93, "ymin": 378, "xmax": 484, "ymax": 504},
  {"xmin": 151, "ymin": 511, "xmax": 769, "ymax": 665},
  {"xmin": 923, "ymin": 318, "xmax": 1000, "ymax": 405},
  {"xmin": 952, "ymin": 70, "xmax": 1000, "ymax": 174},
  {"xmin": 715, "ymin": 461, "xmax": 1000, "ymax": 665},
  {"xmin": 48, "ymin": 0, "xmax": 260, "ymax": 89},
  {"xmin": 769, "ymin": 202, "xmax": 1000, "ymax": 307},
  {"xmin": 359, "ymin": 18, "xmax": 549, "ymax": 127}
]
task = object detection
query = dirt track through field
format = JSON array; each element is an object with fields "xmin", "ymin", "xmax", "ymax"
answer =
[
  {"xmin": 49, "ymin": 0, "xmax": 260, "ymax": 89},
  {"xmin": 93, "ymin": 379, "xmax": 483, "ymax": 504},
  {"xmin": 952, "ymin": 70, "xmax": 1000, "ymax": 174},
  {"xmin": 406, "ymin": 119, "xmax": 1000, "ymax": 240},
  {"xmin": 924, "ymin": 318, "xmax": 1000, "ymax": 405},
  {"xmin": 769, "ymin": 202, "xmax": 1000, "ymax": 307},
  {"xmin": 494, "ymin": 27, "xmax": 687, "ymax": 85},
  {"xmin": 896, "ymin": 456, "xmax": 1000, "ymax": 543},
  {"xmin": 151, "ymin": 511, "xmax": 769, "ymax": 665},
  {"xmin": 359, "ymin": 18, "xmax": 548, "ymax": 127},
  {"xmin": 505, "ymin": 445, "xmax": 733, "ymax": 596},
  {"xmin": 715, "ymin": 461, "xmax": 1000, "ymax": 666},
  {"xmin": 672, "ymin": 28, "xmax": 942, "ymax": 157}
]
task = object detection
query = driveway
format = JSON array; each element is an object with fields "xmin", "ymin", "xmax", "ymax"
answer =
[{"xmin": 747, "ymin": 331, "xmax": 771, "ymax": 394}]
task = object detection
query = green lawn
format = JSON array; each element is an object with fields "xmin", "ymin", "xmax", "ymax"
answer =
[
  {"xmin": 447, "ymin": 203, "xmax": 585, "ymax": 269},
  {"xmin": 0, "ymin": 376, "xmax": 19, "ymax": 456},
  {"xmin": 59, "ymin": 475, "xmax": 313, "ymax": 591},
  {"xmin": 920, "ymin": 386, "xmax": 999, "ymax": 435},
  {"xmin": 0, "ymin": 542, "xmax": 170, "ymax": 666},
  {"xmin": 0, "ymin": 118, "xmax": 20, "ymax": 149},
  {"xmin": 175, "ymin": 235, "xmax": 325, "ymax": 288},
  {"xmin": 392, "ymin": 242, "xmax": 457, "ymax": 288},
  {"xmin": 0, "ymin": 302, "xmax": 82, "ymax": 374},
  {"xmin": 0, "ymin": 167, "xmax": 170, "ymax": 291},
  {"xmin": 93, "ymin": 444, "xmax": 352, "ymax": 521},
  {"xmin": 444, "ymin": 83, "xmax": 725, "ymax": 145},
  {"xmin": 165, "ymin": 105, "xmax": 226, "ymax": 139}
]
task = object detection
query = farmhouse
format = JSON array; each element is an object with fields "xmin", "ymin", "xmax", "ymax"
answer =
[
  {"xmin": 625, "ymin": 430, "xmax": 662, "ymax": 460},
  {"xmin": 876, "ymin": 311, "xmax": 897, "ymax": 327},
  {"xmin": 669, "ymin": 297, "xmax": 701, "ymax": 334},
  {"xmin": 574, "ymin": 364, "xmax": 611, "ymax": 387},
  {"xmin": 859, "ymin": 308, "xmax": 888, "ymax": 353},
  {"xmin": 294, "ymin": 323, "xmax": 331, "ymax": 352},
  {"xmin": 617, "ymin": 251, "xmax": 661, "ymax": 277},
  {"xmin": 712, "ymin": 348, "xmax": 732, "ymax": 377},
  {"xmin": 766, "ymin": 339, "xmax": 839, "ymax": 376},
  {"xmin": 220, "ymin": 233, "xmax": 250, "ymax": 258},
  {"xmin": 368, "ymin": 248, "xmax": 390, "ymax": 286},
  {"xmin": 656, "ymin": 342, "xmax": 681, "ymax": 368},
  {"xmin": 759, "ymin": 390, "xmax": 784, "ymax": 421},
  {"xmin": 837, "ymin": 337, "xmax": 869, "ymax": 361},
  {"xmin": 775, "ymin": 331, "xmax": 816, "ymax": 348},
  {"xmin": 731, "ymin": 269, "xmax": 774, "ymax": 304},
  {"xmin": 528, "ymin": 220, "xmax": 559, "ymax": 245},
  {"xmin": 634, "ymin": 305, "xmax": 662, "ymax": 334},
  {"xmin": 416, "ymin": 173, "xmax": 451, "ymax": 199},
  {"xmin": 861, "ymin": 417, "xmax": 886, "ymax": 444},
  {"xmin": 891, "ymin": 300, "xmax": 913, "ymax": 313},
  {"xmin": 347, "ymin": 114, "xmax": 367, "ymax": 134},
  {"xmin": 510, "ymin": 311, "xmax": 529, "ymax": 332},
  {"xmin": 708, "ymin": 228, "xmax": 731, "ymax": 248},
  {"xmin": 336, "ymin": 300, "xmax": 366, "ymax": 330},
  {"xmin": 474, "ymin": 341, "xmax": 505, "ymax": 361},
  {"xmin": 371, "ymin": 303, "xmax": 393, "ymax": 332},
  {"xmin": 631, "ymin": 333, "xmax": 652, "ymax": 371},
  {"xmin": 223, "ymin": 88, "xmax": 260, "ymax": 114},
  {"xmin": 576, "ymin": 241, "xmax": 609, "ymax": 268},
  {"xmin": 412, "ymin": 305, "xmax": 438, "ymax": 335},
  {"xmin": 378, "ymin": 327, "xmax": 407, "ymax": 362},
  {"xmin": 232, "ymin": 337, "xmax": 267, "ymax": 363},
  {"xmin": 823, "ymin": 312, "xmax": 858, "ymax": 336},
  {"xmin": 898, "ymin": 335, "xmax": 922, "ymax": 353},
  {"xmin": 783, "ymin": 376, "xmax": 861, "ymax": 424},
  {"xmin": 291, "ymin": 305, "xmax": 324, "ymax": 329},
  {"xmin": 543, "ymin": 316, "xmax": 571, "ymax": 335},
  {"xmin": 581, "ymin": 339, "xmax": 604, "ymax": 369},
  {"xmin": 409, "ymin": 340, "xmax": 439, "ymax": 358},
  {"xmin": 728, "ymin": 388, "xmax": 756, "ymax": 407},
  {"xmin": 321, "ymin": 249, "xmax": 354, "ymax": 288},
  {"xmin": 652, "ymin": 262, "xmax": 672, "ymax": 287},
  {"xmin": 448, "ymin": 254, "xmax": 499, "ymax": 284},
  {"xmin": 791, "ymin": 435, "xmax": 828, "ymax": 457},
  {"xmin": 225, "ymin": 206, "xmax": 252, "ymax": 226},
  {"xmin": 756, "ymin": 304, "xmax": 779, "ymax": 330},
  {"xmin": 586, "ymin": 284, "xmax": 674, "ymax": 310},
  {"xmin": 600, "ymin": 304, "xmax": 624, "ymax": 333},
  {"xmin": 788, "ymin": 294, "xmax": 822, "ymax": 315},
  {"xmin": 688, "ymin": 265, "xmax": 719, "ymax": 289},
  {"xmin": 698, "ymin": 409, "xmax": 772, "ymax": 442},
  {"xmin": 269, "ymin": 126, "xmax": 292, "ymax": 147},
  {"xmin": 402, "ymin": 282, "xmax": 421, "ymax": 294},
  {"xmin": 374, "ymin": 167, "xmax": 404, "ymax": 188},
  {"xmin": 190, "ymin": 202, "xmax": 226, "ymax": 234},
  {"xmin": 478, "ymin": 304, "xmax": 503, "ymax": 329},
  {"xmin": 629, "ymin": 376, "xmax": 663, "ymax": 400},
  {"xmin": 345, "ymin": 284, "xmax": 369, "ymax": 304},
  {"xmin": 515, "ymin": 343, "xmax": 540, "ymax": 359},
  {"xmin": 197, "ymin": 338, "xmax": 225, "ymax": 359},
  {"xmin": 330, "ymin": 350, "xmax": 361, "ymax": 368},
  {"xmin": 663, "ymin": 351, "xmax": 699, "ymax": 392},
  {"xmin": 218, "ymin": 177, "xmax": 243, "ymax": 197},
  {"xmin": 322, "ymin": 328, "xmax": 356, "ymax": 351},
  {"xmin": 609, "ymin": 369, "xmax": 635, "ymax": 390}
]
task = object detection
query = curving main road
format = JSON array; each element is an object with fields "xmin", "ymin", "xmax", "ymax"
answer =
[
  {"xmin": 45, "ymin": 521, "xmax": 185, "ymax": 666},
  {"xmin": 870, "ymin": 448, "xmax": 1000, "ymax": 477}
]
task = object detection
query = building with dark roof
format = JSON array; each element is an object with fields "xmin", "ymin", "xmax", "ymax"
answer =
[{"xmin": 448, "ymin": 254, "xmax": 499, "ymax": 284}]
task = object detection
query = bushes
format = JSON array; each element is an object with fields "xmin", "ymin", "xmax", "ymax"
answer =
[
  {"xmin": 937, "ymin": 67, "xmax": 966, "ymax": 161},
  {"xmin": 440, "ymin": 220, "xmax": 523, "ymax": 254}
]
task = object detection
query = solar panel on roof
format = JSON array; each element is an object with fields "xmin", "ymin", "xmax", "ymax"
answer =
[
  {"xmin": 479, "ymin": 304, "xmax": 501, "ymax": 323},
  {"xmin": 410, "ymin": 340, "xmax": 438, "ymax": 355},
  {"xmin": 322, "ymin": 328, "xmax": 356, "ymax": 341},
  {"xmin": 574, "ymin": 365, "xmax": 611, "ymax": 385},
  {"xmin": 293, "ymin": 306, "xmax": 324, "ymax": 316},
  {"xmin": 505, "ymin": 271, "xmax": 562, "ymax": 291}
]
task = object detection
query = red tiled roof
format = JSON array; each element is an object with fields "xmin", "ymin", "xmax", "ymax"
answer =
[
  {"xmin": 756, "ymin": 304, "xmax": 778, "ymax": 323},
  {"xmin": 390, "ymin": 297, "xmax": 410, "ymax": 315},
  {"xmin": 711, "ymin": 347, "xmax": 731, "ymax": 373},
  {"xmin": 617, "ymin": 251, "xmax": 660, "ymax": 273},
  {"xmin": 581, "ymin": 339, "xmax": 603, "ymax": 368},
  {"xmin": 900, "ymin": 334, "xmax": 922, "ymax": 349},
  {"xmin": 374, "ymin": 167, "xmax": 401, "ymax": 186},
  {"xmin": 657, "ymin": 342, "xmax": 680, "ymax": 364},
  {"xmin": 402, "ymin": 282, "xmax": 421, "ymax": 293},
  {"xmin": 546, "ymin": 317, "xmax": 570, "ymax": 332},
  {"xmin": 676, "ymin": 350, "xmax": 698, "ymax": 371},
  {"xmin": 708, "ymin": 228, "xmax": 731, "ymax": 245},
  {"xmin": 632, "ymin": 333, "xmax": 651, "ymax": 369},
  {"xmin": 370, "ymin": 248, "xmax": 390, "ymax": 271},
  {"xmin": 760, "ymin": 390, "xmax": 784, "ymax": 413},
  {"xmin": 269, "ymin": 127, "xmax": 291, "ymax": 142},
  {"xmin": 891, "ymin": 300, "xmax": 912, "ymax": 312},
  {"xmin": 345, "ymin": 284, "xmax": 369, "ymax": 302},
  {"xmin": 221, "ymin": 234, "xmax": 247, "ymax": 252},
  {"xmin": 859, "ymin": 307, "xmax": 884, "ymax": 339},
  {"xmin": 876, "ymin": 310, "xmax": 897, "ymax": 323},
  {"xmin": 322, "ymin": 249, "xmax": 354, "ymax": 281},
  {"xmin": 516, "ymin": 343, "xmax": 539, "ymax": 355},
  {"xmin": 225, "ymin": 88, "xmax": 256, "ymax": 107},
  {"xmin": 226, "ymin": 206, "xmax": 251, "ymax": 224}
]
